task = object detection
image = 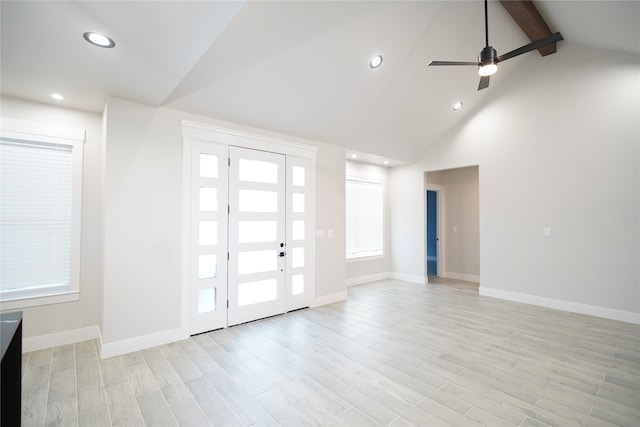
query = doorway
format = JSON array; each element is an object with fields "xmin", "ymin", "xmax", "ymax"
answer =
[
  {"xmin": 183, "ymin": 122, "xmax": 316, "ymax": 336},
  {"xmin": 426, "ymin": 190, "xmax": 438, "ymax": 277},
  {"xmin": 425, "ymin": 166, "xmax": 480, "ymax": 284}
]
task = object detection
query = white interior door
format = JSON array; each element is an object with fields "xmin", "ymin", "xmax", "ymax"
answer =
[
  {"xmin": 228, "ymin": 147, "xmax": 286, "ymax": 326},
  {"xmin": 189, "ymin": 141, "xmax": 228, "ymax": 335}
]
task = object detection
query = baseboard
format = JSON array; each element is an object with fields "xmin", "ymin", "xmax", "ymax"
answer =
[
  {"xmin": 391, "ymin": 272, "xmax": 426, "ymax": 284},
  {"xmin": 23, "ymin": 325, "xmax": 100, "ymax": 353},
  {"xmin": 347, "ymin": 272, "xmax": 427, "ymax": 286},
  {"xmin": 100, "ymin": 327, "xmax": 188, "ymax": 359},
  {"xmin": 346, "ymin": 272, "xmax": 392, "ymax": 287},
  {"xmin": 312, "ymin": 291, "xmax": 347, "ymax": 307},
  {"xmin": 479, "ymin": 286, "xmax": 640, "ymax": 325},
  {"xmin": 442, "ymin": 271, "xmax": 480, "ymax": 283}
]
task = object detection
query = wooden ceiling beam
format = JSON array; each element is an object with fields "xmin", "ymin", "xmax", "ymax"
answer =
[{"xmin": 499, "ymin": 0, "xmax": 557, "ymax": 56}]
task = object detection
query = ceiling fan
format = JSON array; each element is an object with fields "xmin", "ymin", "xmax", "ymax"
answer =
[{"xmin": 428, "ymin": 0, "xmax": 563, "ymax": 90}]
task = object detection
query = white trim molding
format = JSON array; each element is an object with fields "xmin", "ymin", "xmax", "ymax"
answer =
[
  {"xmin": 391, "ymin": 272, "xmax": 426, "ymax": 284},
  {"xmin": 181, "ymin": 120, "xmax": 318, "ymax": 159},
  {"xmin": 312, "ymin": 291, "xmax": 347, "ymax": 307},
  {"xmin": 0, "ymin": 291, "xmax": 79, "ymax": 311},
  {"xmin": 479, "ymin": 286, "xmax": 640, "ymax": 325},
  {"xmin": 100, "ymin": 327, "xmax": 188, "ymax": 359},
  {"xmin": 23, "ymin": 324, "xmax": 191, "ymax": 358},
  {"xmin": 347, "ymin": 272, "xmax": 429, "ymax": 286},
  {"xmin": 23, "ymin": 326, "xmax": 99, "ymax": 353},
  {"xmin": 346, "ymin": 272, "xmax": 392, "ymax": 287}
]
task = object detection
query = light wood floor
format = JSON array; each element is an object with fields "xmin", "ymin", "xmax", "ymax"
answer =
[{"xmin": 21, "ymin": 279, "xmax": 640, "ymax": 426}]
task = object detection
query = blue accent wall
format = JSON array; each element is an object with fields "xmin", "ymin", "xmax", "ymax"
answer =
[{"xmin": 427, "ymin": 190, "xmax": 437, "ymax": 275}]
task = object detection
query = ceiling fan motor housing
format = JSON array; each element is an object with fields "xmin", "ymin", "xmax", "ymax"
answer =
[{"xmin": 479, "ymin": 46, "xmax": 498, "ymax": 66}]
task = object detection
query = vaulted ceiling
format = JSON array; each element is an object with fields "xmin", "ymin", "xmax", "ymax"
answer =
[{"xmin": 1, "ymin": 1, "xmax": 638, "ymax": 163}]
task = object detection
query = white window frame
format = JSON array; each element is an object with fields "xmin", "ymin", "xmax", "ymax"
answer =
[
  {"xmin": 0, "ymin": 118, "xmax": 84, "ymax": 310},
  {"xmin": 346, "ymin": 175, "xmax": 384, "ymax": 261}
]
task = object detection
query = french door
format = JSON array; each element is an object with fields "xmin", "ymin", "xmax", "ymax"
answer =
[
  {"xmin": 228, "ymin": 147, "xmax": 286, "ymax": 326},
  {"xmin": 187, "ymin": 136, "xmax": 315, "ymax": 335}
]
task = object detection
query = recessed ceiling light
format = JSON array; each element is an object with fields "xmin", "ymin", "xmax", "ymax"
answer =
[
  {"xmin": 383, "ymin": 160, "xmax": 389, "ymax": 165},
  {"xmin": 83, "ymin": 32, "xmax": 115, "ymax": 48},
  {"xmin": 351, "ymin": 154, "xmax": 358, "ymax": 159},
  {"xmin": 453, "ymin": 101, "xmax": 463, "ymax": 111},
  {"xmin": 370, "ymin": 55, "xmax": 383, "ymax": 69},
  {"xmin": 51, "ymin": 93, "xmax": 64, "ymax": 100}
]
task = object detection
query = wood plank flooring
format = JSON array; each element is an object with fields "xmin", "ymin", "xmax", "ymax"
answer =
[{"xmin": 21, "ymin": 279, "xmax": 640, "ymax": 426}]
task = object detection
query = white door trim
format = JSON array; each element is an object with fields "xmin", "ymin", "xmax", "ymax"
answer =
[{"xmin": 181, "ymin": 121, "xmax": 317, "ymax": 334}]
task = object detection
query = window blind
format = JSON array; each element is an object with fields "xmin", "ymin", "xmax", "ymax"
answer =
[
  {"xmin": 0, "ymin": 139, "xmax": 73, "ymax": 300},
  {"xmin": 346, "ymin": 178, "xmax": 383, "ymax": 259}
]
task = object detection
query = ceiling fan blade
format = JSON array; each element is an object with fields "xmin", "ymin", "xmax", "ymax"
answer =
[
  {"xmin": 428, "ymin": 60, "xmax": 478, "ymax": 67},
  {"xmin": 478, "ymin": 75, "xmax": 490, "ymax": 90},
  {"xmin": 497, "ymin": 32, "xmax": 564, "ymax": 62}
]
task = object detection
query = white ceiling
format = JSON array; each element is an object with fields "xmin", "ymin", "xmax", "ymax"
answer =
[{"xmin": 1, "ymin": 1, "xmax": 638, "ymax": 163}]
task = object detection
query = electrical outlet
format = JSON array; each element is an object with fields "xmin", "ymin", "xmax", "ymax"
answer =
[{"xmin": 544, "ymin": 227, "xmax": 552, "ymax": 237}]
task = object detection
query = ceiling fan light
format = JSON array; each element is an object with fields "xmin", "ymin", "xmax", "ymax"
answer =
[
  {"xmin": 478, "ymin": 46, "xmax": 498, "ymax": 76},
  {"xmin": 479, "ymin": 63, "xmax": 497, "ymax": 76}
]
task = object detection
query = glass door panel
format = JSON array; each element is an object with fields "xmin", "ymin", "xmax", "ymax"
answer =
[
  {"xmin": 189, "ymin": 142, "xmax": 228, "ymax": 335},
  {"xmin": 228, "ymin": 147, "xmax": 286, "ymax": 326},
  {"xmin": 285, "ymin": 157, "xmax": 315, "ymax": 311}
]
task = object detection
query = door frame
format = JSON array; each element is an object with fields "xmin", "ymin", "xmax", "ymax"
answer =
[
  {"xmin": 180, "ymin": 121, "xmax": 317, "ymax": 335},
  {"xmin": 425, "ymin": 183, "xmax": 445, "ymax": 283}
]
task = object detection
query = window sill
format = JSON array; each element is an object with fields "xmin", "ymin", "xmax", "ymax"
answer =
[
  {"xmin": 0, "ymin": 291, "xmax": 79, "ymax": 311},
  {"xmin": 346, "ymin": 254, "xmax": 385, "ymax": 263}
]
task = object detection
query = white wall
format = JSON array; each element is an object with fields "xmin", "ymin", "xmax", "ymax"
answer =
[
  {"xmin": 315, "ymin": 145, "xmax": 347, "ymax": 297},
  {"xmin": 389, "ymin": 164, "xmax": 427, "ymax": 282},
  {"xmin": 102, "ymin": 98, "xmax": 184, "ymax": 346},
  {"xmin": 102, "ymin": 97, "xmax": 347, "ymax": 351},
  {"xmin": 0, "ymin": 96, "xmax": 104, "ymax": 340},
  {"xmin": 391, "ymin": 45, "xmax": 640, "ymax": 320},
  {"xmin": 427, "ymin": 166, "xmax": 480, "ymax": 280},
  {"xmin": 345, "ymin": 161, "xmax": 392, "ymax": 283}
]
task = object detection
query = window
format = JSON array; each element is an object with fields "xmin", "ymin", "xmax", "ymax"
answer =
[
  {"xmin": 0, "ymin": 118, "xmax": 84, "ymax": 308},
  {"xmin": 346, "ymin": 177, "xmax": 383, "ymax": 259}
]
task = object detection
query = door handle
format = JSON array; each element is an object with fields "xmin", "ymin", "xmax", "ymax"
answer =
[{"xmin": 279, "ymin": 251, "xmax": 286, "ymax": 257}]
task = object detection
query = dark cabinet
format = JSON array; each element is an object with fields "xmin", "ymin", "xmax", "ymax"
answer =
[{"xmin": 1, "ymin": 311, "xmax": 22, "ymax": 426}]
